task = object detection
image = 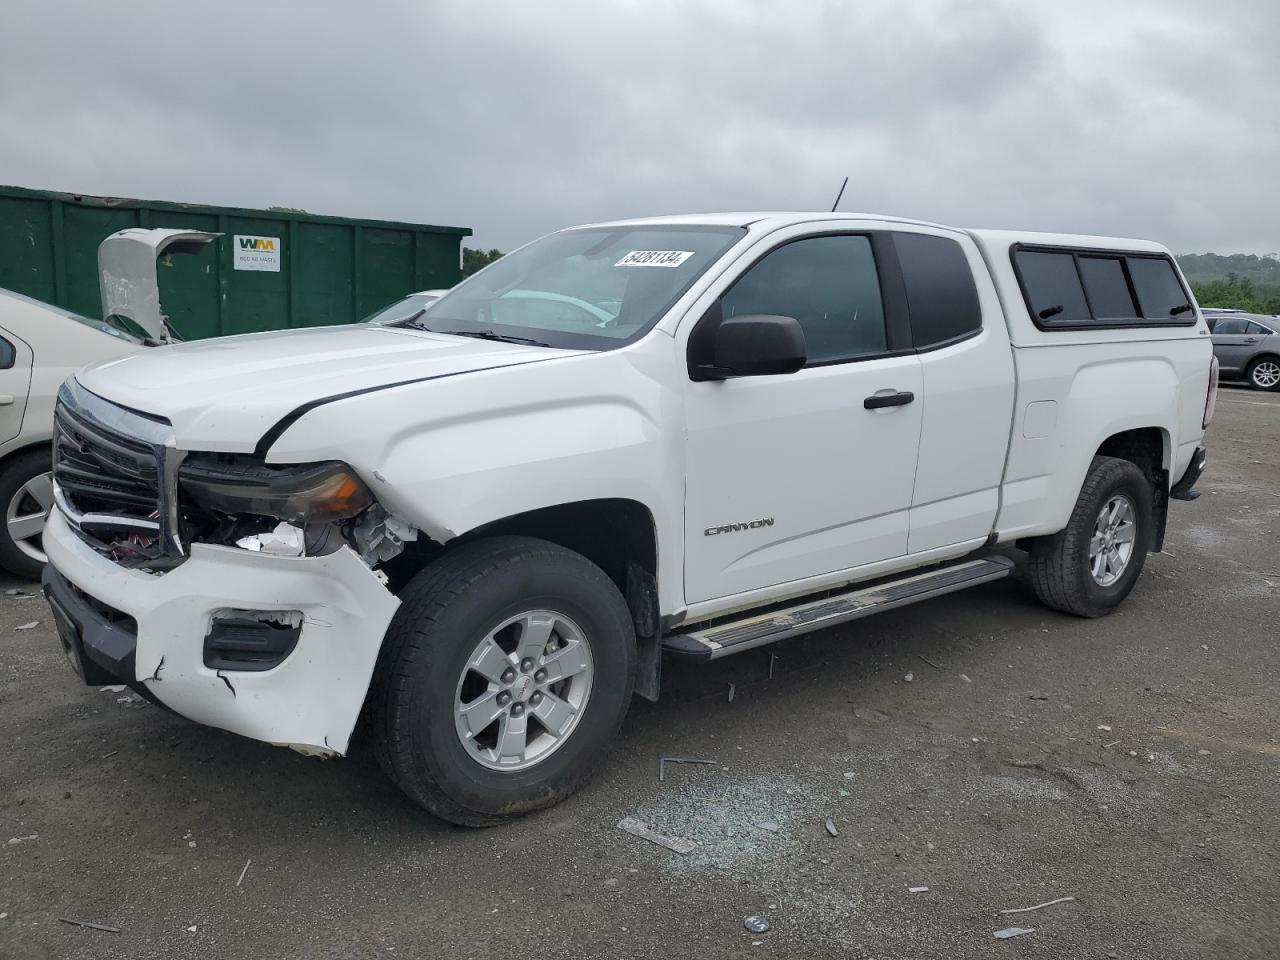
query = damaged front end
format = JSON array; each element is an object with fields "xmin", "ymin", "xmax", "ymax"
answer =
[
  {"xmin": 177, "ymin": 456, "xmax": 417, "ymax": 572},
  {"xmin": 48, "ymin": 382, "xmax": 406, "ymax": 755}
]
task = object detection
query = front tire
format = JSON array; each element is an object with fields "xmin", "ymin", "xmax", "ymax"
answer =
[
  {"xmin": 1246, "ymin": 356, "xmax": 1280, "ymax": 391},
  {"xmin": 369, "ymin": 536, "xmax": 636, "ymax": 826},
  {"xmin": 0, "ymin": 448, "xmax": 54, "ymax": 580},
  {"xmin": 1026, "ymin": 456, "xmax": 1153, "ymax": 618}
]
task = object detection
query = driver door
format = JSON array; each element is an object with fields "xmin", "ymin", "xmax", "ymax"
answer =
[{"xmin": 681, "ymin": 230, "xmax": 924, "ymax": 605}]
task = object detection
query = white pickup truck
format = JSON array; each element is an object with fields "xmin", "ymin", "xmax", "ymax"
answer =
[{"xmin": 43, "ymin": 212, "xmax": 1215, "ymax": 825}]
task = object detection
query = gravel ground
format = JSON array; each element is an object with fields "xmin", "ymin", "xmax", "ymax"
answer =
[{"xmin": 1, "ymin": 387, "xmax": 1278, "ymax": 960}]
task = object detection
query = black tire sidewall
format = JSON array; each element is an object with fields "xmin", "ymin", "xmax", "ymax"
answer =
[
  {"xmin": 390, "ymin": 543, "xmax": 635, "ymax": 819},
  {"xmin": 1068, "ymin": 461, "xmax": 1153, "ymax": 614},
  {"xmin": 0, "ymin": 448, "xmax": 52, "ymax": 580}
]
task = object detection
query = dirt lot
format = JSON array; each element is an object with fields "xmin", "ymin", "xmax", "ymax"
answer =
[{"xmin": 2, "ymin": 388, "xmax": 1277, "ymax": 960}]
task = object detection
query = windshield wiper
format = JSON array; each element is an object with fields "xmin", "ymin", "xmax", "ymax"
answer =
[
  {"xmin": 391, "ymin": 309, "xmax": 428, "ymax": 328},
  {"xmin": 1169, "ymin": 303, "xmax": 1194, "ymax": 317},
  {"xmin": 438, "ymin": 329, "xmax": 551, "ymax": 347}
]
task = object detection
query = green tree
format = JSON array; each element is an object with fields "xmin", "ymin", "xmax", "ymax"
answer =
[
  {"xmin": 1191, "ymin": 273, "xmax": 1280, "ymax": 314},
  {"xmin": 462, "ymin": 247, "xmax": 504, "ymax": 277}
]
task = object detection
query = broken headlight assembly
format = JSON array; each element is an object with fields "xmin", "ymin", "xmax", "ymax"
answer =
[
  {"xmin": 177, "ymin": 456, "xmax": 415, "ymax": 569},
  {"xmin": 179, "ymin": 459, "xmax": 373, "ymax": 524}
]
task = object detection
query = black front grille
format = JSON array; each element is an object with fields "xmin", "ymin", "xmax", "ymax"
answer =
[{"xmin": 53, "ymin": 399, "xmax": 163, "ymax": 541}]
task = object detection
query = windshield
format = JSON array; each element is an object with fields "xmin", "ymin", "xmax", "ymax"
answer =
[
  {"xmin": 418, "ymin": 225, "xmax": 745, "ymax": 349},
  {"xmin": 362, "ymin": 292, "xmax": 445, "ymax": 326}
]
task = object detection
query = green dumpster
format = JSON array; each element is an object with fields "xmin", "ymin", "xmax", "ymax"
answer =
[{"xmin": 0, "ymin": 185, "xmax": 471, "ymax": 340}]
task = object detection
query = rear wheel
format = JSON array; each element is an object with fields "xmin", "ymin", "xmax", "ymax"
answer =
[
  {"xmin": 1026, "ymin": 456, "xmax": 1153, "ymax": 618},
  {"xmin": 1246, "ymin": 356, "xmax": 1280, "ymax": 391},
  {"xmin": 369, "ymin": 536, "xmax": 636, "ymax": 826},
  {"xmin": 0, "ymin": 448, "xmax": 54, "ymax": 580}
]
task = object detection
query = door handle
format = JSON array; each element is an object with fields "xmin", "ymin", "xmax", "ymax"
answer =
[
  {"xmin": 1244, "ymin": 337, "xmax": 1259, "ymax": 343},
  {"xmin": 864, "ymin": 390, "xmax": 915, "ymax": 410},
  {"xmin": 0, "ymin": 395, "xmax": 13, "ymax": 406}
]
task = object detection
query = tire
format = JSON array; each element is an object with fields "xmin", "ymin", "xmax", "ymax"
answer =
[
  {"xmin": 1026, "ymin": 456, "xmax": 1154, "ymax": 618},
  {"xmin": 1246, "ymin": 356, "xmax": 1280, "ymax": 392},
  {"xmin": 0, "ymin": 448, "xmax": 54, "ymax": 581},
  {"xmin": 368, "ymin": 535, "xmax": 637, "ymax": 826}
]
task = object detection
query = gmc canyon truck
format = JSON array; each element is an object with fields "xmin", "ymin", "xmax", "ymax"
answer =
[{"xmin": 42, "ymin": 212, "xmax": 1215, "ymax": 825}]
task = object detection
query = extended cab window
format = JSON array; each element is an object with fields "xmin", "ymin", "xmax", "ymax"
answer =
[
  {"xmin": 720, "ymin": 235, "xmax": 886, "ymax": 364},
  {"xmin": 893, "ymin": 232, "xmax": 981, "ymax": 348},
  {"xmin": 1013, "ymin": 246, "xmax": 1194, "ymax": 328}
]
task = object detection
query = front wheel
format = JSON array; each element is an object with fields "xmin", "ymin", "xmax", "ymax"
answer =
[
  {"xmin": 0, "ymin": 449, "xmax": 54, "ymax": 580},
  {"xmin": 368, "ymin": 536, "xmax": 636, "ymax": 826},
  {"xmin": 1247, "ymin": 356, "xmax": 1280, "ymax": 391},
  {"xmin": 1026, "ymin": 456, "xmax": 1154, "ymax": 618}
]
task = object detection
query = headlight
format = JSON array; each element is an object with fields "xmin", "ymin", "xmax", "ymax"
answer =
[{"xmin": 179, "ymin": 459, "xmax": 374, "ymax": 523}]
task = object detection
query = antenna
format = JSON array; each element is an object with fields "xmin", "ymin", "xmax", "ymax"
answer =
[{"xmin": 830, "ymin": 176, "xmax": 849, "ymax": 213}]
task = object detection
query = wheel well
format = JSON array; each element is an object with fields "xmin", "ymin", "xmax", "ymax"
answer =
[
  {"xmin": 0, "ymin": 441, "xmax": 51, "ymax": 474},
  {"xmin": 1247, "ymin": 352, "xmax": 1280, "ymax": 369},
  {"xmin": 1096, "ymin": 427, "xmax": 1165, "ymax": 477},
  {"xmin": 440, "ymin": 499, "xmax": 663, "ymax": 701},
  {"xmin": 457, "ymin": 499, "xmax": 657, "ymax": 590},
  {"xmin": 1095, "ymin": 427, "xmax": 1168, "ymax": 550}
]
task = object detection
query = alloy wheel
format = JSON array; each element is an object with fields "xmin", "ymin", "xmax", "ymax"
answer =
[
  {"xmin": 453, "ymin": 610, "xmax": 594, "ymax": 772},
  {"xmin": 6, "ymin": 471, "xmax": 54, "ymax": 563},
  {"xmin": 1251, "ymin": 360, "xmax": 1280, "ymax": 389},
  {"xmin": 1088, "ymin": 494, "xmax": 1136, "ymax": 587}
]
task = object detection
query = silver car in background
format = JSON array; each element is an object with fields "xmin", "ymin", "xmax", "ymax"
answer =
[{"xmin": 1205, "ymin": 310, "xmax": 1280, "ymax": 391}]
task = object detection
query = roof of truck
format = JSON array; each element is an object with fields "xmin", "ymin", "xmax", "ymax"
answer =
[
  {"xmin": 575, "ymin": 211, "xmax": 955, "ymax": 231},
  {"xmin": 571, "ymin": 213, "xmax": 1172, "ymax": 254},
  {"xmin": 966, "ymin": 228, "xmax": 1169, "ymax": 255}
]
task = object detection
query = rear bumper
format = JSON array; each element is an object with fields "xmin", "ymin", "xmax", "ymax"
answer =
[
  {"xmin": 42, "ymin": 509, "xmax": 400, "ymax": 754},
  {"xmin": 1170, "ymin": 446, "xmax": 1207, "ymax": 501}
]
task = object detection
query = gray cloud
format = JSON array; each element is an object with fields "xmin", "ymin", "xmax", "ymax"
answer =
[{"xmin": 1, "ymin": 0, "xmax": 1275, "ymax": 254}]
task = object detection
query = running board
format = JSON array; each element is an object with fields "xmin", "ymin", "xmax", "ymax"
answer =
[{"xmin": 663, "ymin": 556, "xmax": 1014, "ymax": 661}]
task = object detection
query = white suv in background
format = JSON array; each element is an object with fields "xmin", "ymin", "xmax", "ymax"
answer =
[{"xmin": 0, "ymin": 289, "xmax": 143, "ymax": 578}]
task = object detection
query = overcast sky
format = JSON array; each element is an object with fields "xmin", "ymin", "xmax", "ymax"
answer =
[{"xmin": 2, "ymin": 0, "xmax": 1276, "ymax": 255}]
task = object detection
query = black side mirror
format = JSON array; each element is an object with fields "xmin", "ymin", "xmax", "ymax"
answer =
[{"xmin": 700, "ymin": 314, "xmax": 806, "ymax": 379}]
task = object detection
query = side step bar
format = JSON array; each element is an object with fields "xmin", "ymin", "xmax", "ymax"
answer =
[{"xmin": 663, "ymin": 556, "xmax": 1014, "ymax": 661}]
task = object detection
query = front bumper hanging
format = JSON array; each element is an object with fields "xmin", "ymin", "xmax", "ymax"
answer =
[{"xmin": 42, "ymin": 509, "xmax": 400, "ymax": 755}]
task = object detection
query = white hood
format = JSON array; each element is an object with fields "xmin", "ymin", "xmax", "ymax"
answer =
[{"xmin": 76, "ymin": 324, "xmax": 579, "ymax": 453}]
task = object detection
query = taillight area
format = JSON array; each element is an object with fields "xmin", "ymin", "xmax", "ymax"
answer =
[{"xmin": 1203, "ymin": 354, "xmax": 1219, "ymax": 428}]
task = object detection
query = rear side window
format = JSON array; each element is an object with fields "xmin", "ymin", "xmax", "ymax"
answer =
[
  {"xmin": 0, "ymin": 337, "xmax": 13, "ymax": 370},
  {"xmin": 1014, "ymin": 251, "xmax": 1091, "ymax": 325},
  {"xmin": 1127, "ymin": 257, "xmax": 1193, "ymax": 321},
  {"xmin": 1247, "ymin": 320, "xmax": 1276, "ymax": 335},
  {"xmin": 1078, "ymin": 257, "xmax": 1136, "ymax": 320},
  {"xmin": 1012, "ymin": 246, "xmax": 1194, "ymax": 329},
  {"xmin": 893, "ymin": 233, "xmax": 982, "ymax": 348}
]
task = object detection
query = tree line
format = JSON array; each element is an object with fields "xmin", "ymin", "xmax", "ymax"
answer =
[{"xmin": 1177, "ymin": 253, "xmax": 1280, "ymax": 314}]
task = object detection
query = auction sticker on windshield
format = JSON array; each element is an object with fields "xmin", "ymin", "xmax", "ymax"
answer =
[{"xmin": 615, "ymin": 250, "xmax": 694, "ymax": 268}]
